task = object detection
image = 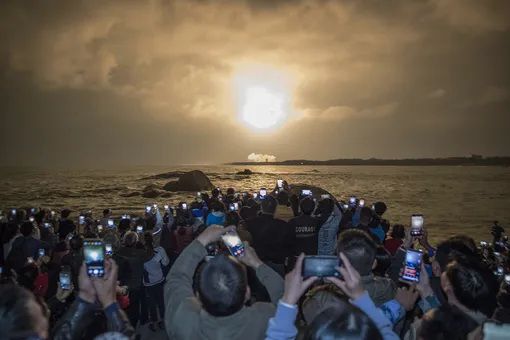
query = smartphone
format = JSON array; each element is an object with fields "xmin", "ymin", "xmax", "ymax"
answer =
[
  {"xmin": 153, "ymin": 203, "xmax": 158, "ymax": 209},
  {"xmin": 302, "ymin": 256, "xmax": 340, "ymax": 278},
  {"xmin": 359, "ymin": 199, "xmax": 365, "ymax": 207},
  {"xmin": 234, "ymin": 193, "xmax": 239, "ymax": 198},
  {"xmin": 164, "ymin": 204, "xmax": 169, "ymax": 210},
  {"xmin": 31, "ymin": 208, "xmax": 36, "ymax": 214},
  {"xmin": 253, "ymin": 193, "xmax": 258, "ymax": 199},
  {"xmin": 221, "ymin": 229, "xmax": 245, "ymax": 258},
  {"xmin": 484, "ymin": 322, "xmax": 510, "ymax": 340},
  {"xmin": 145, "ymin": 205, "xmax": 152, "ymax": 213},
  {"xmin": 217, "ymin": 187, "xmax": 221, "ymax": 192},
  {"xmin": 229, "ymin": 204, "xmax": 235, "ymax": 212},
  {"xmin": 401, "ymin": 249, "xmax": 422, "ymax": 282},
  {"xmin": 12, "ymin": 209, "xmax": 17, "ymax": 216},
  {"xmin": 181, "ymin": 203, "xmax": 188, "ymax": 210},
  {"xmin": 38, "ymin": 248, "xmax": 45, "ymax": 257},
  {"xmin": 107, "ymin": 219, "xmax": 114, "ymax": 228},
  {"xmin": 410, "ymin": 215, "xmax": 424, "ymax": 236},
  {"xmin": 98, "ymin": 225, "xmax": 103, "ymax": 232},
  {"xmin": 51, "ymin": 210, "xmax": 55, "ymax": 217},
  {"xmin": 277, "ymin": 179, "xmax": 283, "ymax": 188},
  {"xmin": 497, "ymin": 267, "xmax": 504, "ymax": 276},
  {"xmin": 197, "ymin": 192, "xmax": 201, "ymax": 198},
  {"xmin": 301, "ymin": 189, "xmax": 312, "ymax": 196},
  {"xmin": 83, "ymin": 239, "xmax": 105, "ymax": 277},
  {"xmin": 136, "ymin": 225, "xmax": 143, "ymax": 233},
  {"xmin": 371, "ymin": 204, "xmax": 375, "ymax": 211},
  {"xmin": 234, "ymin": 202, "xmax": 239, "ymax": 210},
  {"xmin": 505, "ymin": 274, "xmax": 510, "ymax": 284},
  {"xmin": 343, "ymin": 203, "xmax": 349, "ymax": 210},
  {"xmin": 259, "ymin": 188, "xmax": 267, "ymax": 198},
  {"xmin": 79, "ymin": 216, "xmax": 85, "ymax": 225},
  {"xmin": 480, "ymin": 241, "xmax": 487, "ymax": 247},
  {"xmin": 349, "ymin": 196, "xmax": 356, "ymax": 207},
  {"xmin": 321, "ymin": 194, "xmax": 330, "ymax": 199},
  {"xmin": 27, "ymin": 257, "xmax": 34, "ymax": 263},
  {"xmin": 29, "ymin": 216, "xmax": 35, "ymax": 222},
  {"xmin": 44, "ymin": 222, "xmax": 51, "ymax": 228},
  {"xmin": 121, "ymin": 214, "xmax": 127, "ymax": 219},
  {"xmin": 105, "ymin": 244, "xmax": 113, "ymax": 256},
  {"xmin": 59, "ymin": 269, "xmax": 71, "ymax": 290}
]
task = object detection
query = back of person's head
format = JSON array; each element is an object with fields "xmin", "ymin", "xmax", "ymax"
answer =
[
  {"xmin": 373, "ymin": 202, "xmax": 387, "ymax": 216},
  {"xmin": 359, "ymin": 207, "xmax": 373, "ymax": 226},
  {"xmin": 300, "ymin": 197, "xmax": 316, "ymax": 215},
  {"xmin": 197, "ymin": 254, "xmax": 248, "ymax": 317},
  {"xmin": 103, "ymin": 209, "xmax": 110, "ymax": 217},
  {"xmin": 302, "ymin": 306, "xmax": 382, "ymax": 340},
  {"xmin": 246, "ymin": 198, "xmax": 258, "ymax": 208},
  {"xmin": 83, "ymin": 231, "xmax": 97, "ymax": 239},
  {"xmin": 443, "ymin": 255, "xmax": 499, "ymax": 317},
  {"xmin": 15, "ymin": 210, "xmax": 27, "ymax": 223},
  {"xmin": 144, "ymin": 231, "xmax": 154, "ymax": 250},
  {"xmin": 117, "ymin": 219, "xmax": 131, "ymax": 234},
  {"xmin": 418, "ymin": 305, "xmax": 479, "ymax": 340},
  {"xmin": 302, "ymin": 285, "xmax": 349, "ymax": 324},
  {"xmin": 434, "ymin": 237, "xmax": 477, "ymax": 272},
  {"xmin": 239, "ymin": 206, "xmax": 255, "ymax": 220},
  {"xmin": 447, "ymin": 235, "xmax": 477, "ymax": 253},
  {"xmin": 317, "ymin": 198, "xmax": 334, "ymax": 217},
  {"xmin": 277, "ymin": 191, "xmax": 290, "ymax": 206},
  {"xmin": 103, "ymin": 232, "xmax": 119, "ymax": 249},
  {"xmin": 390, "ymin": 224, "xmax": 405, "ymax": 239},
  {"xmin": 0, "ymin": 284, "xmax": 48, "ymax": 340},
  {"xmin": 123, "ymin": 231, "xmax": 138, "ymax": 247},
  {"xmin": 17, "ymin": 262, "xmax": 40, "ymax": 292},
  {"xmin": 212, "ymin": 188, "xmax": 220, "ymax": 198},
  {"xmin": 261, "ymin": 195, "xmax": 277, "ymax": 215},
  {"xmin": 69, "ymin": 235, "xmax": 83, "ymax": 250},
  {"xmin": 226, "ymin": 188, "xmax": 235, "ymax": 196},
  {"xmin": 225, "ymin": 211, "xmax": 240, "ymax": 227},
  {"xmin": 337, "ymin": 230, "xmax": 377, "ymax": 276},
  {"xmin": 212, "ymin": 201, "xmax": 225, "ymax": 213},
  {"xmin": 61, "ymin": 209, "xmax": 71, "ymax": 219},
  {"xmin": 373, "ymin": 246, "xmax": 392, "ymax": 277},
  {"xmin": 20, "ymin": 222, "xmax": 34, "ymax": 237},
  {"xmin": 3, "ymin": 223, "xmax": 19, "ymax": 242}
]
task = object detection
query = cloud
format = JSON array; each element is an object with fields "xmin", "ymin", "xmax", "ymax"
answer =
[
  {"xmin": 427, "ymin": 89, "xmax": 446, "ymax": 99},
  {"xmin": 478, "ymin": 86, "xmax": 510, "ymax": 105},
  {"xmin": 248, "ymin": 153, "xmax": 276, "ymax": 162}
]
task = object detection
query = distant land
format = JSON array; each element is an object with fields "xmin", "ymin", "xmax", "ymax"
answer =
[{"xmin": 230, "ymin": 155, "xmax": 510, "ymax": 166}]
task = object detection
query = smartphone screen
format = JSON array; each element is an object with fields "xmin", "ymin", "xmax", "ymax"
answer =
[
  {"xmin": 107, "ymin": 219, "xmax": 114, "ymax": 228},
  {"xmin": 12, "ymin": 209, "xmax": 17, "ymax": 216},
  {"xmin": 79, "ymin": 216, "xmax": 85, "ymax": 225},
  {"xmin": 343, "ymin": 204, "xmax": 349, "ymax": 210},
  {"xmin": 29, "ymin": 216, "xmax": 35, "ymax": 222},
  {"xmin": 164, "ymin": 204, "xmax": 169, "ymax": 210},
  {"xmin": 153, "ymin": 203, "xmax": 158, "ymax": 209},
  {"xmin": 0, "ymin": 266, "xmax": 3, "ymax": 276},
  {"xmin": 105, "ymin": 244, "xmax": 113, "ymax": 256},
  {"xmin": 349, "ymin": 196, "xmax": 356, "ymax": 206},
  {"xmin": 98, "ymin": 225, "xmax": 103, "ymax": 232},
  {"xmin": 83, "ymin": 240, "xmax": 104, "ymax": 277},
  {"xmin": 136, "ymin": 226, "xmax": 143, "ymax": 233},
  {"xmin": 229, "ymin": 204, "xmax": 235, "ymax": 212},
  {"xmin": 302, "ymin": 256, "xmax": 340, "ymax": 278},
  {"xmin": 505, "ymin": 274, "xmax": 510, "ymax": 284},
  {"xmin": 31, "ymin": 208, "xmax": 36, "ymax": 214},
  {"xmin": 277, "ymin": 179, "xmax": 283, "ymax": 188},
  {"xmin": 253, "ymin": 193, "xmax": 258, "ymax": 199},
  {"xmin": 181, "ymin": 203, "xmax": 188, "ymax": 210},
  {"xmin": 197, "ymin": 192, "xmax": 201, "ymax": 197},
  {"xmin": 401, "ymin": 250, "xmax": 422, "ymax": 282},
  {"xmin": 321, "ymin": 194, "xmax": 330, "ymax": 199},
  {"xmin": 234, "ymin": 202, "xmax": 239, "ymax": 210},
  {"xmin": 44, "ymin": 223, "xmax": 51, "ymax": 228},
  {"xmin": 221, "ymin": 230, "xmax": 245, "ymax": 258},
  {"xmin": 359, "ymin": 199, "xmax": 365, "ymax": 207},
  {"xmin": 259, "ymin": 188, "xmax": 267, "ymax": 198},
  {"xmin": 146, "ymin": 205, "xmax": 151, "ymax": 213},
  {"xmin": 60, "ymin": 271, "xmax": 71, "ymax": 290},
  {"xmin": 38, "ymin": 248, "xmax": 45, "ymax": 257},
  {"xmin": 301, "ymin": 189, "xmax": 312, "ymax": 196},
  {"xmin": 411, "ymin": 215, "xmax": 424, "ymax": 236}
]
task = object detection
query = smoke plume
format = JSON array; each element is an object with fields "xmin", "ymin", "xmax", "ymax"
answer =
[{"xmin": 248, "ymin": 153, "xmax": 276, "ymax": 162}]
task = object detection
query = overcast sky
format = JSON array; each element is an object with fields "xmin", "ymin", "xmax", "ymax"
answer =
[{"xmin": 1, "ymin": 0, "xmax": 509, "ymax": 167}]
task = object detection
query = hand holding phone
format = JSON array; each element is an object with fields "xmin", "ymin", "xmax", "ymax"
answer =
[
  {"xmin": 302, "ymin": 256, "xmax": 340, "ymax": 278},
  {"xmin": 359, "ymin": 199, "xmax": 365, "ymax": 207},
  {"xmin": 60, "ymin": 269, "xmax": 71, "ymax": 290},
  {"xmin": 38, "ymin": 248, "xmax": 45, "ymax": 257},
  {"xmin": 259, "ymin": 188, "xmax": 267, "ymax": 199},
  {"xmin": 221, "ymin": 229, "xmax": 245, "ymax": 258},
  {"xmin": 410, "ymin": 215, "xmax": 424, "ymax": 236},
  {"xmin": 349, "ymin": 196, "xmax": 356, "ymax": 207},
  {"xmin": 401, "ymin": 249, "xmax": 422, "ymax": 282},
  {"xmin": 83, "ymin": 239, "xmax": 105, "ymax": 277}
]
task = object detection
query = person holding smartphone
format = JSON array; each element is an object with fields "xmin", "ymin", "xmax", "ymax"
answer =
[{"xmin": 205, "ymin": 201, "xmax": 226, "ymax": 227}]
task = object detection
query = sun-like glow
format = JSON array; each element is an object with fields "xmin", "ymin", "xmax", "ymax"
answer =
[{"xmin": 232, "ymin": 64, "xmax": 294, "ymax": 130}]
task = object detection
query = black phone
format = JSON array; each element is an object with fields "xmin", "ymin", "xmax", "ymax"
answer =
[
  {"xmin": 401, "ymin": 249, "xmax": 422, "ymax": 282},
  {"xmin": 302, "ymin": 256, "xmax": 341, "ymax": 278},
  {"xmin": 38, "ymin": 248, "xmax": 45, "ymax": 257},
  {"xmin": 59, "ymin": 269, "xmax": 71, "ymax": 290},
  {"xmin": 83, "ymin": 239, "xmax": 105, "ymax": 277}
]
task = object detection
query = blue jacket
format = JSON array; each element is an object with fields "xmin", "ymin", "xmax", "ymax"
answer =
[
  {"xmin": 206, "ymin": 211, "xmax": 225, "ymax": 227},
  {"xmin": 317, "ymin": 205, "xmax": 341, "ymax": 255}
]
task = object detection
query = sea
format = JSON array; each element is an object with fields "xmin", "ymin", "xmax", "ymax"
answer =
[{"xmin": 1, "ymin": 165, "xmax": 509, "ymax": 244}]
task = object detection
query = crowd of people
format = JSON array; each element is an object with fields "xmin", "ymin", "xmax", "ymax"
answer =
[{"xmin": 0, "ymin": 181, "xmax": 509, "ymax": 340}]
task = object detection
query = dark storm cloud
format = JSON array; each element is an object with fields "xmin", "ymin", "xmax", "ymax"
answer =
[{"xmin": 1, "ymin": 0, "xmax": 509, "ymax": 166}]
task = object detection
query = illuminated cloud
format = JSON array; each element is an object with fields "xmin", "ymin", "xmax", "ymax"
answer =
[{"xmin": 248, "ymin": 153, "xmax": 276, "ymax": 162}]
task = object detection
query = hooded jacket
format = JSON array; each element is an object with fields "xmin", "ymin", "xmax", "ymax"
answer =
[
  {"xmin": 206, "ymin": 211, "xmax": 225, "ymax": 227},
  {"xmin": 362, "ymin": 273, "xmax": 397, "ymax": 307},
  {"xmin": 317, "ymin": 205, "xmax": 342, "ymax": 255}
]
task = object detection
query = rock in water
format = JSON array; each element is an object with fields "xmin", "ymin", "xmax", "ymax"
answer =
[
  {"xmin": 236, "ymin": 169, "xmax": 253, "ymax": 175},
  {"xmin": 142, "ymin": 188, "xmax": 161, "ymax": 198},
  {"xmin": 163, "ymin": 170, "xmax": 215, "ymax": 192},
  {"xmin": 289, "ymin": 184, "xmax": 336, "ymax": 201}
]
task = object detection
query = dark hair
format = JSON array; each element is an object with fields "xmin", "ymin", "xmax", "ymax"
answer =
[
  {"xmin": 390, "ymin": 224, "xmax": 405, "ymax": 239},
  {"xmin": 447, "ymin": 235, "xmax": 477, "ymax": 253},
  {"xmin": 359, "ymin": 207, "xmax": 373, "ymax": 225},
  {"xmin": 123, "ymin": 231, "xmax": 138, "ymax": 247},
  {"xmin": 445, "ymin": 256, "xmax": 499, "ymax": 317},
  {"xmin": 117, "ymin": 219, "xmax": 131, "ymax": 234},
  {"xmin": 103, "ymin": 209, "xmax": 110, "ymax": 216},
  {"xmin": 261, "ymin": 195, "xmax": 277, "ymax": 215},
  {"xmin": 246, "ymin": 198, "xmax": 258, "ymax": 208},
  {"xmin": 277, "ymin": 191, "xmax": 290, "ymax": 206},
  {"xmin": 300, "ymin": 197, "xmax": 316, "ymax": 215},
  {"xmin": 239, "ymin": 206, "xmax": 255, "ymax": 220},
  {"xmin": 226, "ymin": 211, "xmax": 241, "ymax": 227},
  {"xmin": 144, "ymin": 231, "xmax": 155, "ymax": 255},
  {"xmin": 1, "ymin": 223, "xmax": 19, "ymax": 244},
  {"xmin": 69, "ymin": 235, "xmax": 83, "ymax": 250},
  {"xmin": 337, "ymin": 230, "xmax": 377, "ymax": 276},
  {"xmin": 373, "ymin": 246, "xmax": 391, "ymax": 277},
  {"xmin": 17, "ymin": 262, "xmax": 40, "ymax": 292},
  {"xmin": 20, "ymin": 222, "xmax": 34, "ymax": 237},
  {"xmin": 212, "ymin": 188, "xmax": 220, "ymax": 198},
  {"xmin": 0, "ymin": 285, "xmax": 41, "ymax": 339},
  {"xmin": 418, "ymin": 305, "xmax": 479, "ymax": 340},
  {"xmin": 226, "ymin": 188, "xmax": 235, "ymax": 196},
  {"xmin": 212, "ymin": 201, "xmax": 225, "ymax": 213},
  {"xmin": 373, "ymin": 202, "xmax": 387, "ymax": 216},
  {"xmin": 435, "ymin": 237, "xmax": 477, "ymax": 271},
  {"xmin": 197, "ymin": 254, "xmax": 247, "ymax": 316},
  {"xmin": 302, "ymin": 306, "xmax": 382, "ymax": 340}
]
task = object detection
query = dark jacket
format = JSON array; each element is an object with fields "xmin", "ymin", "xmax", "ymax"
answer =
[
  {"xmin": 288, "ymin": 215, "xmax": 319, "ymax": 255},
  {"xmin": 58, "ymin": 219, "xmax": 76, "ymax": 240},
  {"xmin": 11, "ymin": 235, "xmax": 45, "ymax": 260},
  {"xmin": 115, "ymin": 246, "xmax": 152, "ymax": 291},
  {"xmin": 246, "ymin": 213, "xmax": 293, "ymax": 264}
]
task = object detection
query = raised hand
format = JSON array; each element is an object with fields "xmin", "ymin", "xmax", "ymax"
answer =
[
  {"xmin": 326, "ymin": 253, "xmax": 365, "ymax": 300},
  {"xmin": 281, "ymin": 253, "xmax": 318, "ymax": 305}
]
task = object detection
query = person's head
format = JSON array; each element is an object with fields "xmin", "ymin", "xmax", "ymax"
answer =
[
  {"xmin": 373, "ymin": 202, "xmax": 387, "ymax": 217},
  {"xmin": 144, "ymin": 231, "xmax": 154, "ymax": 250},
  {"xmin": 276, "ymin": 191, "xmax": 290, "ymax": 206},
  {"xmin": 226, "ymin": 188, "xmax": 235, "ymax": 196},
  {"xmin": 390, "ymin": 224, "xmax": 405, "ymax": 239},
  {"xmin": 302, "ymin": 306, "xmax": 382, "ymax": 340},
  {"xmin": 20, "ymin": 222, "xmax": 35, "ymax": 237},
  {"xmin": 246, "ymin": 198, "xmax": 258, "ymax": 208},
  {"xmin": 432, "ymin": 237, "xmax": 477, "ymax": 276},
  {"xmin": 302, "ymin": 285, "xmax": 349, "ymax": 324},
  {"xmin": 261, "ymin": 195, "xmax": 277, "ymax": 215},
  {"xmin": 196, "ymin": 254, "xmax": 249, "ymax": 316},
  {"xmin": 117, "ymin": 219, "xmax": 131, "ymax": 235},
  {"xmin": 212, "ymin": 188, "xmax": 220, "ymax": 198},
  {"xmin": 103, "ymin": 209, "xmax": 111, "ymax": 217},
  {"xmin": 317, "ymin": 198, "xmax": 334, "ymax": 216},
  {"xmin": 359, "ymin": 207, "xmax": 373, "ymax": 226},
  {"xmin": 3, "ymin": 223, "xmax": 20, "ymax": 242},
  {"xmin": 494, "ymin": 220, "xmax": 499, "ymax": 226},
  {"xmin": 447, "ymin": 235, "xmax": 477, "ymax": 253},
  {"xmin": 337, "ymin": 230, "xmax": 377, "ymax": 276},
  {"xmin": 373, "ymin": 246, "xmax": 392, "ymax": 277},
  {"xmin": 225, "ymin": 211, "xmax": 240, "ymax": 228},
  {"xmin": 239, "ymin": 206, "xmax": 255, "ymax": 221},
  {"xmin": 103, "ymin": 232, "xmax": 120, "ymax": 250},
  {"xmin": 123, "ymin": 231, "xmax": 139, "ymax": 247},
  {"xmin": 297, "ymin": 197, "xmax": 314, "ymax": 216},
  {"xmin": 441, "ymin": 256, "xmax": 499, "ymax": 317},
  {"xmin": 17, "ymin": 262, "xmax": 40, "ymax": 293},
  {"xmin": 61, "ymin": 209, "xmax": 71, "ymax": 219},
  {"xmin": 0, "ymin": 285, "xmax": 49, "ymax": 339},
  {"xmin": 69, "ymin": 235, "xmax": 84, "ymax": 250},
  {"xmin": 418, "ymin": 305, "xmax": 479, "ymax": 340},
  {"xmin": 211, "ymin": 201, "xmax": 225, "ymax": 213}
]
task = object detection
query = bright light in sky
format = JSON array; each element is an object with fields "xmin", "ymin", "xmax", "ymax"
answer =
[{"xmin": 232, "ymin": 64, "xmax": 294, "ymax": 130}]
